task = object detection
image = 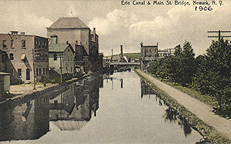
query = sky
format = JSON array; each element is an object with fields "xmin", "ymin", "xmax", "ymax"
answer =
[{"xmin": 0, "ymin": 0, "xmax": 230, "ymax": 56}]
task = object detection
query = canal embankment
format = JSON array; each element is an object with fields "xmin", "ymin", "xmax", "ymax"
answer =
[
  {"xmin": 0, "ymin": 73, "xmax": 91, "ymax": 106},
  {"xmin": 135, "ymin": 69, "xmax": 231, "ymax": 144}
]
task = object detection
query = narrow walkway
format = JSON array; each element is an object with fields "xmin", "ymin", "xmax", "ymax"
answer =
[{"xmin": 136, "ymin": 69, "xmax": 231, "ymax": 140}]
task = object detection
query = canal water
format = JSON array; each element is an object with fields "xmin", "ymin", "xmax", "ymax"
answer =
[{"xmin": 0, "ymin": 71, "xmax": 203, "ymax": 144}]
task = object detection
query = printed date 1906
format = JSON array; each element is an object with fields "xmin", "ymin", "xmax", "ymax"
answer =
[{"xmin": 195, "ymin": 6, "xmax": 213, "ymax": 11}]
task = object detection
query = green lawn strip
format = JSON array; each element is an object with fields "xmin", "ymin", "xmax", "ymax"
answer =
[
  {"xmin": 150, "ymin": 74, "xmax": 218, "ymax": 109},
  {"xmin": 134, "ymin": 69, "xmax": 230, "ymax": 144}
]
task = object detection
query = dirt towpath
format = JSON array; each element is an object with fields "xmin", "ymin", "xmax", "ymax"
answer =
[{"xmin": 136, "ymin": 69, "xmax": 231, "ymax": 140}]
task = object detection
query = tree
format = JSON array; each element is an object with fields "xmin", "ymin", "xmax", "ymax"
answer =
[
  {"xmin": 179, "ymin": 41, "xmax": 196, "ymax": 86},
  {"xmin": 206, "ymin": 39, "xmax": 231, "ymax": 110},
  {"xmin": 174, "ymin": 44, "xmax": 182, "ymax": 56},
  {"xmin": 194, "ymin": 39, "xmax": 231, "ymax": 112},
  {"xmin": 193, "ymin": 55, "xmax": 214, "ymax": 95}
]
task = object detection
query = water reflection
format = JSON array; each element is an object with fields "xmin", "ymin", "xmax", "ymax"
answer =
[
  {"xmin": 49, "ymin": 75, "xmax": 101, "ymax": 130},
  {"xmin": 0, "ymin": 74, "xmax": 103, "ymax": 140},
  {"xmin": 104, "ymin": 75, "xmax": 124, "ymax": 89},
  {"xmin": 0, "ymin": 72, "xmax": 203, "ymax": 143},
  {"xmin": 0, "ymin": 96, "xmax": 49, "ymax": 141},
  {"xmin": 140, "ymin": 80, "xmax": 155, "ymax": 99},
  {"xmin": 140, "ymin": 79, "xmax": 193, "ymax": 137}
]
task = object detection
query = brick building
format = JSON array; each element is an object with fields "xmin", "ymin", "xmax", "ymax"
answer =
[
  {"xmin": 0, "ymin": 31, "xmax": 49, "ymax": 84},
  {"xmin": 140, "ymin": 42, "xmax": 158, "ymax": 70}
]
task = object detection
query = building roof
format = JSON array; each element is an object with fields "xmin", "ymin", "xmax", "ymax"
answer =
[
  {"xmin": 48, "ymin": 17, "xmax": 89, "ymax": 29},
  {"xmin": 0, "ymin": 72, "xmax": 11, "ymax": 75},
  {"xmin": 0, "ymin": 33, "xmax": 48, "ymax": 39},
  {"xmin": 52, "ymin": 120, "xmax": 88, "ymax": 131},
  {"xmin": 49, "ymin": 44, "xmax": 74, "ymax": 53},
  {"xmin": 75, "ymin": 45, "xmax": 88, "ymax": 56},
  {"xmin": 111, "ymin": 55, "xmax": 120, "ymax": 61},
  {"xmin": 142, "ymin": 45, "xmax": 158, "ymax": 48},
  {"xmin": 103, "ymin": 56, "xmax": 112, "ymax": 60},
  {"xmin": 158, "ymin": 48, "xmax": 175, "ymax": 52}
]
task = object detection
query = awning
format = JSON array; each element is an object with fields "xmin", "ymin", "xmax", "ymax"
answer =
[{"xmin": 21, "ymin": 54, "xmax": 26, "ymax": 61}]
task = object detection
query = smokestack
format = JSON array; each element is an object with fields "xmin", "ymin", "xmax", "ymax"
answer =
[
  {"xmin": 120, "ymin": 45, "xmax": 123, "ymax": 61},
  {"xmin": 93, "ymin": 28, "xmax": 96, "ymax": 34}
]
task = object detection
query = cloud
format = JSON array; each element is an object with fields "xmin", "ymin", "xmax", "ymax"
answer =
[
  {"xmin": 1, "ymin": 13, "xmax": 53, "ymax": 37},
  {"xmin": 0, "ymin": 0, "xmax": 230, "ymax": 56},
  {"xmin": 0, "ymin": 1, "xmax": 53, "ymax": 37},
  {"xmin": 89, "ymin": 9, "xmax": 137, "ymax": 35}
]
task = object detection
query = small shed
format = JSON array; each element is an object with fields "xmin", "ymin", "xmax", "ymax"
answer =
[{"xmin": 0, "ymin": 72, "xmax": 10, "ymax": 101}]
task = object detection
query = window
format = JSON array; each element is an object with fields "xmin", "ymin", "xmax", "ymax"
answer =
[
  {"xmin": 42, "ymin": 54, "xmax": 45, "ymax": 61},
  {"xmin": 71, "ymin": 67, "xmax": 72, "ymax": 72},
  {"xmin": 36, "ymin": 68, "xmax": 38, "ymax": 77},
  {"xmin": 39, "ymin": 68, "xmax": 41, "ymax": 76},
  {"xmin": 10, "ymin": 53, "xmax": 14, "ymax": 60},
  {"xmin": 43, "ymin": 68, "xmax": 45, "ymax": 75},
  {"xmin": 35, "ymin": 53, "xmax": 39, "ymax": 62},
  {"xmin": 22, "ymin": 40, "xmax": 26, "ymax": 48},
  {"xmin": 26, "ymin": 68, "xmax": 30, "ymax": 80},
  {"xmin": 11, "ymin": 40, "xmax": 14, "ymax": 48},
  {"xmin": 54, "ymin": 54, "xmax": 57, "ymax": 61},
  {"xmin": 3, "ymin": 40, "xmax": 6, "ymax": 48},
  {"xmin": 51, "ymin": 36, "xmax": 57, "ymax": 44},
  {"xmin": 18, "ymin": 69, "xmax": 22, "ymax": 77}
]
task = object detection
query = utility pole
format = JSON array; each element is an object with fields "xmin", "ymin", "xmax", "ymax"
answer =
[
  {"xmin": 111, "ymin": 49, "xmax": 113, "ymax": 61},
  {"xmin": 208, "ymin": 30, "xmax": 231, "ymax": 40},
  {"xmin": 59, "ymin": 54, "xmax": 63, "ymax": 84},
  {"xmin": 33, "ymin": 49, "xmax": 36, "ymax": 90}
]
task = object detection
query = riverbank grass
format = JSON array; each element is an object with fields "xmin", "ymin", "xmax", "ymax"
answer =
[{"xmin": 162, "ymin": 79, "xmax": 218, "ymax": 108}]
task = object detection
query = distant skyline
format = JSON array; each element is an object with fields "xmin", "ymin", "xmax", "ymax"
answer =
[{"xmin": 0, "ymin": 0, "xmax": 230, "ymax": 56}]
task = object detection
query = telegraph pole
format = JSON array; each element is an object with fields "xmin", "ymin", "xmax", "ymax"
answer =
[
  {"xmin": 33, "ymin": 49, "xmax": 36, "ymax": 90},
  {"xmin": 59, "ymin": 54, "xmax": 63, "ymax": 84},
  {"xmin": 208, "ymin": 30, "xmax": 231, "ymax": 40}
]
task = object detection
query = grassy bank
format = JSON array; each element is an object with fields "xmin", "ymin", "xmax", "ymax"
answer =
[
  {"xmin": 134, "ymin": 69, "xmax": 230, "ymax": 144},
  {"xmin": 163, "ymin": 80, "xmax": 218, "ymax": 108},
  {"xmin": 149, "ymin": 73, "xmax": 231, "ymax": 118}
]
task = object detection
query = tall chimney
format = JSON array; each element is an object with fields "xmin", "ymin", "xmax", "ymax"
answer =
[
  {"xmin": 120, "ymin": 45, "xmax": 123, "ymax": 61},
  {"xmin": 93, "ymin": 28, "xmax": 96, "ymax": 34}
]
